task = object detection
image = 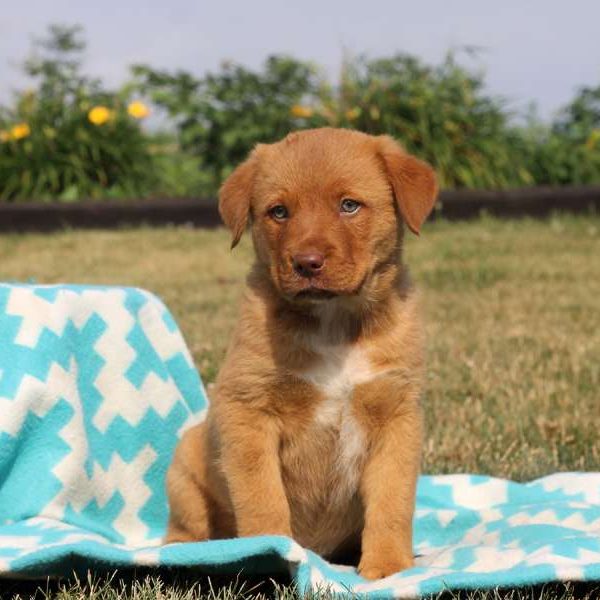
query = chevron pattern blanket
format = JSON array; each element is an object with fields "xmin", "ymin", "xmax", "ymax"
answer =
[{"xmin": 0, "ymin": 284, "xmax": 599, "ymax": 598}]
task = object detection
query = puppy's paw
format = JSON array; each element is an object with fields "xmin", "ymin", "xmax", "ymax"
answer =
[{"xmin": 358, "ymin": 554, "xmax": 414, "ymax": 580}]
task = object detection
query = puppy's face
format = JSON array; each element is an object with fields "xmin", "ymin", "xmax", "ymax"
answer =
[{"xmin": 219, "ymin": 128, "xmax": 437, "ymax": 303}]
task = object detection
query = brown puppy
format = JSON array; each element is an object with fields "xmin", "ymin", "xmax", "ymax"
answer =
[{"xmin": 165, "ymin": 128, "xmax": 438, "ymax": 580}]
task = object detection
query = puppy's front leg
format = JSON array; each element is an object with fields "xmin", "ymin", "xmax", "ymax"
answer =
[
  {"xmin": 356, "ymin": 380, "xmax": 423, "ymax": 580},
  {"xmin": 218, "ymin": 405, "xmax": 292, "ymax": 538}
]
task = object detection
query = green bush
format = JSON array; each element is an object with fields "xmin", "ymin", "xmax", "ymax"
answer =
[
  {"xmin": 134, "ymin": 51, "xmax": 600, "ymax": 193},
  {"xmin": 1, "ymin": 25, "xmax": 599, "ymax": 202},
  {"xmin": 0, "ymin": 25, "xmax": 157, "ymax": 202},
  {"xmin": 302, "ymin": 53, "xmax": 535, "ymax": 188},
  {"xmin": 148, "ymin": 135, "xmax": 215, "ymax": 198},
  {"xmin": 527, "ymin": 86, "xmax": 600, "ymax": 185},
  {"xmin": 133, "ymin": 56, "xmax": 320, "ymax": 189}
]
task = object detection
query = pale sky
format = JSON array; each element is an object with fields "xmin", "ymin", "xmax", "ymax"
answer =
[{"xmin": 1, "ymin": 0, "xmax": 599, "ymax": 120}]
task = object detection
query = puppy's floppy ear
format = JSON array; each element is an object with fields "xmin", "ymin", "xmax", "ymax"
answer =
[
  {"xmin": 377, "ymin": 135, "xmax": 438, "ymax": 235},
  {"xmin": 218, "ymin": 147, "xmax": 262, "ymax": 248}
]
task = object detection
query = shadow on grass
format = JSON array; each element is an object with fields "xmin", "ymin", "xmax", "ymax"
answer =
[
  {"xmin": 1, "ymin": 571, "xmax": 599, "ymax": 600},
  {"xmin": 434, "ymin": 581, "xmax": 600, "ymax": 600},
  {"xmin": 0, "ymin": 568, "xmax": 291, "ymax": 599}
]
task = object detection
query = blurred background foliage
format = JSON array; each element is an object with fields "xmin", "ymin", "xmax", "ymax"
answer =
[
  {"xmin": 0, "ymin": 26, "xmax": 156, "ymax": 202},
  {"xmin": 0, "ymin": 24, "xmax": 599, "ymax": 202},
  {"xmin": 133, "ymin": 56, "xmax": 320, "ymax": 189}
]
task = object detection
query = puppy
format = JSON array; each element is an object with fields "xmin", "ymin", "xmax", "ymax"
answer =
[{"xmin": 165, "ymin": 128, "xmax": 438, "ymax": 580}]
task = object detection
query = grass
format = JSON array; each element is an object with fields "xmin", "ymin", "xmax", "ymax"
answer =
[
  {"xmin": 2, "ymin": 573, "xmax": 600, "ymax": 600},
  {"xmin": 0, "ymin": 213, "xmax": 599, "ymax": 599}
]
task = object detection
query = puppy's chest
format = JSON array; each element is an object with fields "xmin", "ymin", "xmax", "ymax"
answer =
[
  {"xmin": 293, "ymin": 345, "xmax": 375, "ymax": 498},
  {"xmin": 304, "ymin": 344, "xmax": 373, "ymax": 403}
]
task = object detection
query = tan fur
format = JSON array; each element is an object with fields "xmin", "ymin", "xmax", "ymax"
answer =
[{"xmin": 165, "ymin": 128, "xmax": 438, "ymax": 579}]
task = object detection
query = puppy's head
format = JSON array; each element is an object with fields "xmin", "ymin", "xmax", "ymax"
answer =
[{"xmin": 219, "ymin": 128, "xmax": 437, "ymax": 303}]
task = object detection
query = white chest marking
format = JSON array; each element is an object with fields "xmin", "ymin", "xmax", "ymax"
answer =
[
  {"xmin": 303, "ymin": 345, "xmax": 374, "ymax": 407},
  {"xmin": 300, "ymin": 344, "xmax": 375, "ymax": 501}
]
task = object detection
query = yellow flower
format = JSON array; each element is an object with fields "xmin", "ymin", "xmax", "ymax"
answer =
[
  {"xmin": 88, "ymin": 106, "xmax": 112, "ymax": 126},
  {"xmin": 10, "ymin": 123, "xmax": 31, "ymax": 140},
  {"xmin": 345, "ymin": 107, "xmax": 361, "ymax": 121},
  {"xmin": 127, "ymin": 101, "xmax": 150, "ymax": 119},
  {"xmin": 585, "ymin": 129, "xmax": 600, "ymax": 150},
  {"xmin": 290, "ymin": 105, "xmax": 313, "ymax": 119},
  {"xmin": 0, "ymin": 130, "xmax": 9, "ymax": 143}
]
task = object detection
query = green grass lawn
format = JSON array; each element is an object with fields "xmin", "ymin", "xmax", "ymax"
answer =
[{"xmin": 1, "ymin": 214, "xmax": 599, "ymax": 599}]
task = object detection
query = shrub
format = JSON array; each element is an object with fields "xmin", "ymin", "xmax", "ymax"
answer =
[
  {"xmin": 135, "ymin": 52, "xmax": 545, "ymax": 191},
  {"xmin": 136, "ymin": 51, "xmax": 600, "ymax": 193},
  {"xmin": 526, "ymin": 86, "xmax": 600, "ymax": 185},
  {"xmin": 133, "ymin": 56, "xmax": 321, "ymax": 189},
  {"xmin": 0, "ymin": 25, "xmax": 156, "ymax": 202},
  {"xmin": 295, "ymin": 53, "xmax": 534, "ymax": 189},
  {"xmin": 1, "ymin": 25, "xmax": 598, "ymax": 201}
]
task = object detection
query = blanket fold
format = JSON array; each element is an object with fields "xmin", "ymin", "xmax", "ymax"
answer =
[{"xmin": 0, "ymin": 284, "xmax": 598, "ymax": 598}]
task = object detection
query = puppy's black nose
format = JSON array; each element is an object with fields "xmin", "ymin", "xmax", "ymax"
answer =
[{"xmin": 293, "ymin": 253, "xmax": 325, "ymax": 277}]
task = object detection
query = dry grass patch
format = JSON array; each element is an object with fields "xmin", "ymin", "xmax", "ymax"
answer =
[
  {"xmin": 1, "ymin": 214, "xmax": 599, "ymax": 600},
  {"xmin": 1, "ymin": 215, "xmax": 598, "ymax": 479}
]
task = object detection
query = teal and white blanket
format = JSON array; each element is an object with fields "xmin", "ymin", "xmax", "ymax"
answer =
[{"xmin": 1, "ymin": 283, "xmax": 599, "ymax": 598}]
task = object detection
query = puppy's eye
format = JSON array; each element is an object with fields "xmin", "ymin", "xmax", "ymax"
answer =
[
  {"xmin": 268, "ymin": 205, "xmax": 289, "ymax": 220},
  {"xmin": 340, "ymin": 198, "xmax": 361, "ymax": 214}
]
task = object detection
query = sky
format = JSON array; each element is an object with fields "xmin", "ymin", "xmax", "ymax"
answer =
[{"xmin": 1, "ymin": 0, "xmax": 599, "ymax": 121}]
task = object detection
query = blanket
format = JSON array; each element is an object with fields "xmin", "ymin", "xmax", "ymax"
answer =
[{"xmin": 0, "ymin": 283, "xmax": 599, "ymax": 598}]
